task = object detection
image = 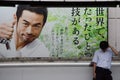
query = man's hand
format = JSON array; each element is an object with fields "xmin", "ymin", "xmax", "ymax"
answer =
[
  {"xmin": 109, "ymin": 45, "xmax": 119, "ymax": 56},
  {"xmin": 0, "ymin": 21, "xmax": 15, "ymax": 39}
]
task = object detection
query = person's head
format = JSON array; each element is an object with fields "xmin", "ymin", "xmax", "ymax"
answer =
[
  {"xmin": 16, "ymin": 5, "xmax": 48, "ymax": 26},
  {"xmin": 100, "ymin": 41, "xmax": 109, "ymax": 52},
  {"xmin": 14, "ymin": 5, "xmax": 48, "ymax": 44}
]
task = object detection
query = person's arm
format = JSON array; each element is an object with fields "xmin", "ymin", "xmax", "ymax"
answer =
[
  {"xmin": 109, "ymin": 45, "xmax": 119, "ymax": 56},
  {"xmin": 0, "ymin": 21, "xmax": 15, "ymax": 49},
  {"xmin": 93, "ymin": 62, "xmax": 97, "ymax": 79},
  {"xmin": 92, "ymin": 50, "xmax": 98, "ymax": 79}
]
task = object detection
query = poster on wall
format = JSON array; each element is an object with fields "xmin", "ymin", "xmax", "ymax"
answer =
[{"xmin": 0, "ymin": 5, "xmax": 108, "ymax": 62}]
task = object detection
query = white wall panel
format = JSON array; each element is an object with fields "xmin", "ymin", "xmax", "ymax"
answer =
[
  {"xmin": 108, "ymin": 7, "xmax": 120, "ymax": 51},
  {"xmin": 116, "ymin": 19, "xmax": 120, "ymax": 51},
  {"xmin": 108, "ymin": 19, "xmax": 117, "ymax": 49},
  {"xmin": 0, "ymin": 65, "xmax": 120, "ymax": 80},
  {"xmin": 22, "ymin": 67, "xmax": 92, "ymax": 80},
  {"xmin": 0, "ymin": 68, "xmax": 22, "ymax": 80},
  {"xmin": 111, "ymin": 66, "xmax": 120, "ymax": 80},
  {"xmin": 116, "ymin": 7, "xmax": 120, "ymax": 18},
  {"xmin": 109, "ymin": 8, "xmax": 117, "ymax": 18}
]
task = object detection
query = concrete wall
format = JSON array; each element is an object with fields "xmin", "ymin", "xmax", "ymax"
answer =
[
  {"xmin": 0, "ymin": 63, "xmax": 120, "ymax": 80},
  {"xmin": 0, "ymin": 64, "xmax": 93, "ymax": 80},
  {"xmin": 109, "ymin": 7, "xmax": 120, "ymax": 51}
]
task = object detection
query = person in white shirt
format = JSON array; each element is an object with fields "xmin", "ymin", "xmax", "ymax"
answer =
[
  {"xmin": 0, "ymin": 5, "xmax": 50, "ymax": 58},
  {"xmin": 92, "ymin": 41, "xmax": 119, "ymax": 80}
]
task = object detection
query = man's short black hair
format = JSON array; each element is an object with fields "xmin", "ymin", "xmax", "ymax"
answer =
[{"xmin": 100, "ymin": 41, "xmax": 109, "ymax": 50}]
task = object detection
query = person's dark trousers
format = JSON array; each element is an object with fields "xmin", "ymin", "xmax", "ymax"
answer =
[{"xmin": 95, "ymin": 66, "xmax": 113, "ymax": 80}]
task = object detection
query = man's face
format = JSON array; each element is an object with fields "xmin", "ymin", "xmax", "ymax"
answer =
[{"xmin": 16, "ymin": 10, "xmax": 44, "ymax": 44}]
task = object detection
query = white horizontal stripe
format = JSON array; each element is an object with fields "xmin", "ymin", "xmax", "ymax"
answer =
[{"xmin": 0, "ymin": 61, "xmax": 119, "ymax": 67}]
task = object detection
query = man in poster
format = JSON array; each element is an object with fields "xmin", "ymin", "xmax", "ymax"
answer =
[{"xmin": 0, "ymin": 5, "xmax": 50, "ymax": 58}]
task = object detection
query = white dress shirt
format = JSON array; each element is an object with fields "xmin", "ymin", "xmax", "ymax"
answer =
[
  {"xmin": 92, "ymin": 48, "xmax": 114, "ymax": 69},
  {"xmin": 0, "ymin": 37, "xmax": 50, "ymax": 58}
]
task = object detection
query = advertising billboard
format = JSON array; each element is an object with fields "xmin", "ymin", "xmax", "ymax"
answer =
[{"xmin": 0, "ymin": 5, "xmax": 108, "ymax": 61}]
